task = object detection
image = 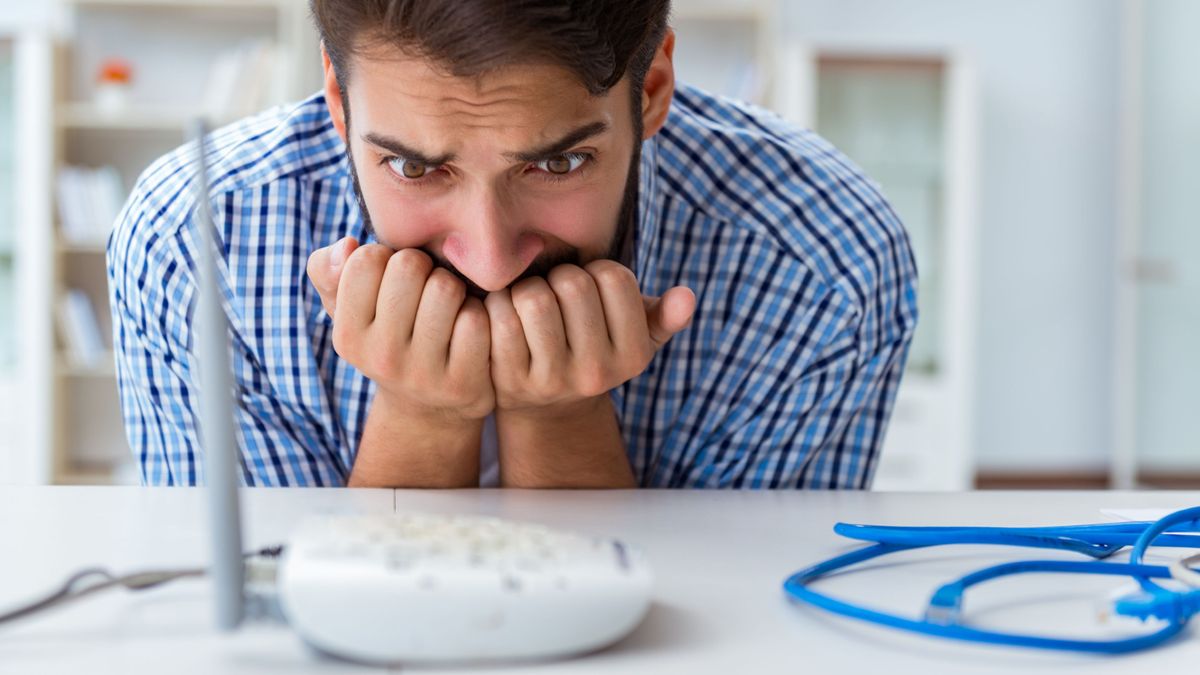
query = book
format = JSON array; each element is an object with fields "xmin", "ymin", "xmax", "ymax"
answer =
[
  {"xmin": 56, "ymin": 165, "xmax": 126, "ymax": 246},
  {"xmin": 202, "ymin": 40, "xmax": 280, "ymax": 121},
  {"xmin": 57, "ymin": 289, "xmax": 106, "ymax": 368}
]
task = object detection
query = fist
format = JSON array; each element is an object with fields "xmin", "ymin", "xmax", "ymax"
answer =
[
  {"xmin": 484, "ymin": 260, "xmax": 695, "ymax": 414},
  {"xmin": 306, "ymin": 238, "xmax": 495, "ymax": 421}
]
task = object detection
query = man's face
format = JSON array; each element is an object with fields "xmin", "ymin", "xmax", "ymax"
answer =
[{"xmin": 328, "ymin": 50, "xmax": 641, "ymax": 296}]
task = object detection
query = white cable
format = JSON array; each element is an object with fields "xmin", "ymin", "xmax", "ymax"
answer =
[{"xmin": 1168, "ymin": 552, "xmax": 1200, "ymax": 588}]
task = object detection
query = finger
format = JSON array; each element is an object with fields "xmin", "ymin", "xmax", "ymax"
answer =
[
  {"xmin": 411, "ymin": 267, "xmax": 466, "ymax": 366},
  {"xmin": 548, "ymin": 265, "xmax": 609, "ymax": 360},
  {"xmin": 306, "ymin": 236, "xmax": 358, "ymax": 315},
  {"xmin": 484, "ymin": 288, "xmax": 531, "ymax": 377},
  {"xmin": 644, "ymin": 286, "xmax": 697, "ymax": 348},
  {"xmin": 374, "ymin": 249, "xmax": 433, "ymax": 344},
  {"xmin": 449, "ymin": 296, "xmax": 491, "ymax": 374},
  {"xmin": 585, "ymin": 260, "xmax": 647, "ymax": 352},
  {"xmin": 509, "ymin": 276, "xmax": 567, "ymax": 371},
  {"xmin": 333, "ymin": 243, "xmax": 390, "ymax": 332}
]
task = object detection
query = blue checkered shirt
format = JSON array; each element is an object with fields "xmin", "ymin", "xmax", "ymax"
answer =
[{"xmin": 107, "ymin": 84, "xmax": 918, "ymax": 488}]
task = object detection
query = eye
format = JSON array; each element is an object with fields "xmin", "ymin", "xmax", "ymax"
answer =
[
  {"xmin": 387, "ymin": 156, "xmax": 434, "ymax": 180},
  {"xmin": 535, "ymin": 152, "xmax": 589, "ymax": 176}
]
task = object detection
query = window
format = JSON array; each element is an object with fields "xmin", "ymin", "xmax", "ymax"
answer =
[{"xmin": 816, "ymin": 57, "xmax": 946, "ymax": 375}]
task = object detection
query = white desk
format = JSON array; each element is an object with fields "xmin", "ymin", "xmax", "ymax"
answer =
[{"xmin": 0, "ymin": 487, "xmax": 1198, "ymax": 674}]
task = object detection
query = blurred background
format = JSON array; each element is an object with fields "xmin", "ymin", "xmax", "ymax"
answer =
[{"xmin": 0, "ymin": 0, "xmax": 1194, "ymax": 490}]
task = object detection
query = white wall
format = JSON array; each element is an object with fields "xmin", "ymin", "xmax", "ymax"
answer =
[
  {"xmin": 775, "ymin": 0, "xmax": 1123, "ymax": 471},
  {"xmin": 0, "ymin": 2, "xmax": 61, "ymax": 32},
  {"xmin": 1133, "ymin": 0, "xmax": 1200, "ymax": 471}
]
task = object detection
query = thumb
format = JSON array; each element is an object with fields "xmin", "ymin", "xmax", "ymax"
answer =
[
  {"xmin": 306, "ymin": 236, "xmax": 358, "ymax": 315},
  {"xmin": 644, "ymin": 286, "xmax": 696, "ymax": 348}
]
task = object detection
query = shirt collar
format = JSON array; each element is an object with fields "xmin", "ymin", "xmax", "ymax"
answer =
[{"xmin": 634, "ymin": 134, "xmax": 661, "ymax": 282}]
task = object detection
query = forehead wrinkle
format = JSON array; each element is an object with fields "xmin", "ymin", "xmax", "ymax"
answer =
[
  {"xmin": 431, "ymin": 93, "xmax": 524, "ymax": 108},
  {"xmin": 433, "ymin": 94, "xmax": 554, "ymax": 121},
  {"xmin": 425, "ymin": 105, "xmax": 542, "ymax": 122}
]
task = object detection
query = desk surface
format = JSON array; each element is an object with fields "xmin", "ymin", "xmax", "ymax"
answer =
[{"xmin": 0, "ymin": 487, "xmax": 1198, "ymax": 674}]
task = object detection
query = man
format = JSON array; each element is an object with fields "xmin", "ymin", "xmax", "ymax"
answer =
[{"xmin": 107, "ymin": 1, "xmax": 917, "ymax": 489}]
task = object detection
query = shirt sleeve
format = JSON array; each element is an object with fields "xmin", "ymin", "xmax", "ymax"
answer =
[
  {"xmin": 736, "ymin": 321, "xmax": 911, "ymax": 489},
  {"xmin": 626, "ymin": 245, "xmax": 917, "ymax": 490},
  {"xmin": 107, "ymin": 168, "xmax": 346, "ymax": 487}
]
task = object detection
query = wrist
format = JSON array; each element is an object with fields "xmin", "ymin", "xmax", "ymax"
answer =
[
  {"xmin": 495, "ymin": 394, "xmax": 633, "ymax": 489},
  {"xmin": 349, "ymin": 388, "xmax": 485, "ymax": 488},
  {"xmin": 498, "ymin": 394, "xmax": 612, "ymax": 426},
  {"xmin": 375, "ymin": 386, "xmax": 492, "ymax": 425}
]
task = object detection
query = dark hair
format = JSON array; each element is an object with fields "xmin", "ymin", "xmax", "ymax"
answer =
[{"xmin": 310, "ymin": 0, "xmax": 671, "ymax": 99}]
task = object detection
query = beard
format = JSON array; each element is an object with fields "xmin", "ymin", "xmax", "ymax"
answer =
[{"xmin": 342, "ymin": 119, "xmax": 641, "ymax": 299}]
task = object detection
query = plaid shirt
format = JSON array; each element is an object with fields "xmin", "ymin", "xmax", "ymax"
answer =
[{"xmin": 107, "ymin": 84, "xmax": 917, "ymax": 488}]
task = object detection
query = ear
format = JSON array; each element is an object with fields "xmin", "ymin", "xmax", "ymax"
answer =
[
  {"xmin": 639, "ymin": 28, "xmax": 675, "ymax": 141},
  {"xmin": 322, "ymin": 43, "xmax": 348, "ymax": 143}
]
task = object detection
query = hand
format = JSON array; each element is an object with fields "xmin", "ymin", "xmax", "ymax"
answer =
[
  {"xmin": 483, "ymin": 260, "xmax": 695, "ymax": 417},
  {"xmin": 306, "ymin": 237, "xmax": 494, "ymax": 422}
]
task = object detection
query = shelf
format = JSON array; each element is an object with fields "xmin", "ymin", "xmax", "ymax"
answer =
[
  {"xmin": 58, "ymin": 460, "xmax": 140, "ymax": 486},
  {"xmin": 58, "ymin": 103, "xmax": 215, "ymax": 132},
  {"xmin": 58, "ymin": 240, "xmax": 109, "ymax": 255},
  {"xmin": 56, "ymin": 465, "xmax": 118, "ymax": 485}
]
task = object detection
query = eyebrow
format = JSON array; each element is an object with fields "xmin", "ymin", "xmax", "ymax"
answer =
[
  {"xmin": 505, "ymin": 121, "xmax": 611, "ymax": 162},
  {"xmin": 361, "ymin": 133, "xmax": 456, "ymax": 167},
  {"xmin": 360, "ymin": 120, "xmax": 610, "ymax": 167}
]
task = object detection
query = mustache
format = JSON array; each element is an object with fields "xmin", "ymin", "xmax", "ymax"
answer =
[{"xmin": 423, "ymin": 247, "xmax": 586, "ymax": 300}]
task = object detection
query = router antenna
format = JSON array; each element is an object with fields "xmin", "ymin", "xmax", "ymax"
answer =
[{"xmin": 191, "ymin": 119, "xmax": 245, "ymax": 630}]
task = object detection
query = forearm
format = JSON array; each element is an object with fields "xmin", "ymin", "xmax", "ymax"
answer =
[
  {"xmin": 348, "ymin": 390, "xmax": 483, "ymax": 488},
  {"xmin": 495, "ymin": 394, "xmax": 635, "ymax": 488}
]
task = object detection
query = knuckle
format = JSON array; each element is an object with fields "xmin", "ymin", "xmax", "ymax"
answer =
[
  {"xmin": 494, "ymin": 313, "xmax": 523, "ymax": 340},
  {"xmin": 549, "ymin": 265, "xmax": 592, "ymax": 299},
  {"xmin": 458, "ymin": 303, "xmax": 483, "ymax": 325},
  {"xmin": 305, "ymin": 251, "xmax": 323, "ymax": 281},
  {"xmin": 443, "ymin": 373, "xmax": 487, "ymax": 407},
  {"xmin": 526, "ymin": 294, "xmax": 557, "ymax": 319},
  {"xmin": 482, "ymin": 289, "xmax": 510, "ymax": 316},
  {"xmin": 576, "ymin": 363, "xmax": 612, "ymax": 397},
  {"xmin": 306, "ymin": 260, "xmax": 333, "ymax": 299},
  {"xmin": 367, "ymin": 350, "xmax": 405, "ymax": 381},
  {"xmin": 512, "ymin": 281, "xmax": 557, "ymax": 317},
  {"xmin": 330, "ymin": 321, "xmax": 357, "ymax": 357},
  {"xmin": 391, "ymin": 248, "xmax": 433, "ymax": 277},
  {"xmin": 459, "ymin": 302, "xmax": 489, "ymax": 332},
  {"xmin": 442, "ymin": 377, "xmax": 471, "ymax": 402},
  {"xmin": 343, "ymin": 243, "xmax": 389, "ymax": 274},
  {"xmin": 587, "ymin": 260, "xmax": 636, "ymax": 290},
  {"xmin": 426, "ymin": 268, "xmax": 465, "ymax": 301}
]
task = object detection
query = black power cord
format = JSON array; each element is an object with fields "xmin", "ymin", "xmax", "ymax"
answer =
[{"xmin": 0, "ymin": 545, "xmax": 285, "ymax": 627}]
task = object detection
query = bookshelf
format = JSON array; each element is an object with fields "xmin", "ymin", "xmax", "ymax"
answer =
[{"xmin": 42, "ymin": 0, "xmax": 321, "ymax": 484}]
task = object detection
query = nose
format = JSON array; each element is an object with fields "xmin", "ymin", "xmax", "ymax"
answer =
[{"xmin": 441, "ymin": 189, "xmax": 544, "ymax": 292}]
